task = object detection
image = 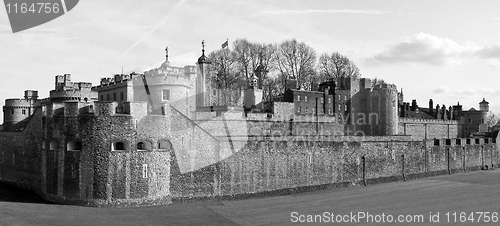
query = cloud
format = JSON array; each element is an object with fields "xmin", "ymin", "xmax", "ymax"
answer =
[
  {"xmin": 432, "ymin": 86, "xmax": 449, "ymax": 94},
  {"xmin": 455, "ymin": 88, "xmax": 498, "ymax": 96},
  {"xmin": 263, "ymin": 9, "xmax": 387, "ymax": 15},
  {"xmin": 367, "ymin": 33, "xmax": 479, "ymax": 66},
  {"xmin": 475, "ymin": 44, "xmax": 500, "ymax": 59}
]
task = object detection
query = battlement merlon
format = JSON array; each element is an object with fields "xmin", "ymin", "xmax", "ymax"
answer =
[
  {"xmin": 372, "ymin": 83, "xmax": 398, "ymax": 91},
  {"xmin": 44, "ymin": 101, "xmax": 152, "ymax": 120},
  {"xmin": 142, "ymin": 65, "xmax": 197, "ymax": 79},
  {"xmin": 399, "ymin": 117, "xmax": 459, "ymax": 124},
  {"xmin": 99, "ymin": 74, "xmax": 135, "ymax": 86}
]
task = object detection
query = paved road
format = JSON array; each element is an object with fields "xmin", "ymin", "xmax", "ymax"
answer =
[{"xmin": 1, "ymin": 170, "xmax": 499, "ymax": 225}]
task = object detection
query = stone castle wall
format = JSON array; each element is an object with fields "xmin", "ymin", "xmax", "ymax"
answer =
[
  {"xmin": 170, "ymin": 136, "xmax": 498, "ymax": 200},
  {"xmin": 0, "ymin": 102, "xmax": 178, "ymax": 206},
  {"xmin": 399, "ymin": 118, "xmax": 459, "ymax": 140},
  {"xmin": 0, "ymin": 101, "xmax": 497, "ymax": 207}
]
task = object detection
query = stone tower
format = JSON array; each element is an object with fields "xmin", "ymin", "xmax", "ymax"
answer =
[
  {"xmin": 133, "ymin": 47, "xmax": 196, "ymax": 115},
  {"xmin": 196, "ymin": 40, "xmax": 209, "ymax": 108},
  {"xmin": 479, "ymin": 98, "xmax": 489, "ymax": 112},
  {"xmin": 3, "ymin": 90, "xmax": 39, "ymax": 131}
]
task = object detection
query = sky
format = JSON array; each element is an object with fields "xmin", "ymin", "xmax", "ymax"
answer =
[{"xmin": 1, "ymin": 0, "xmax": 500, "ymax": 122}]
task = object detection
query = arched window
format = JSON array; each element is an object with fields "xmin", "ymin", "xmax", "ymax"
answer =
[
  {"xmin": 158, "ymin": 140, "xmax": 172, "ymax": 151},
  {"xmin": 67, "ymin": 141, "xmax": 82, "ymax": 151},
  {"xmin": 41, "ymin": 139, "xmax": 46, "ymax": 150},
  {"xmin": 112, "ymin": 142, "xmax": 127, "ymax": 151},
  {"xmin": 136, "ymin": 140, "xmax": 152, "ymax": 151},
  {"xmin": 50, "ymin": 140, "xmax": 59, "ymax": 151},
  {"xmin": 137, "ymin": 142, "xmax": 145, "ymax": 150}
]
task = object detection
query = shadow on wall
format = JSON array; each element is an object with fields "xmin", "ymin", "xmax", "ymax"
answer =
[{"xmin": 0, "ymin": 181, "xmax": 54, "ymax": 204}]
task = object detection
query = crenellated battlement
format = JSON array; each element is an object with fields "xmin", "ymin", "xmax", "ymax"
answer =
[
  {"xmin": 43, "ymin": 101, "xmax": 150, "ymax": 120},
  {"xmin": 4, "ymin": 98, "xmax": 37, "ymax": 107},
  {"xmin": 99, "ymin": 74, "xmax": 135, "ymax": 86},
  {"xmin": 372, "ymin": 83, "xmax": 398, "ymax": 92},
  {"xmin": 399, "ymin": 117, "xmax": 458, "ymax": 124},
  {"xmin": 95, "ymin": 77, "xmax": 134, "ymax": 91}
]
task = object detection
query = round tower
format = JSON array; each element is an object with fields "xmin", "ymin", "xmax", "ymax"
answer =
[
  {"xmin": 3, "ymin": 90, "xmax": 38, "ymax": 131},
  {"xmin": 382, "ymin": 84, "xmax": 398, "ymax": 136},
  {"xmin": 133, "ymin": 46, "xmax": 195, "ymax": 115},
  {"xmin": 479, "ymin": 98, "xmax": 489, "ymax": 112},
  {"xmin": 366, "ymin": 84, "xmax": 398, "ymax": 136}
]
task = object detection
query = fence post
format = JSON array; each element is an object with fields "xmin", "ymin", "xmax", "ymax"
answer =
[
  {"xmin": 481, "ymin": 146, "xmax": 485, "ymax": 170},
  {"xmin": 463, "ymin": 147, "xmax": 467, "ymax": 173},
  {"xmin": 491, "ymin": 147, "xmax": 495, "ymax": 170},
  {"xmin": 402, "ymin": 153, "xmax": 406, "ymax": 181},
  {"xmin": 447, "ymin": 148, "xmax": 451, "ymax": 175},
  {"xmin": 424, "ymin": 145, "xmax": 428, "ymax": 177},
  {"xmin": 362, "ymin": 155, "xmax": 367, "ymax": 186}
]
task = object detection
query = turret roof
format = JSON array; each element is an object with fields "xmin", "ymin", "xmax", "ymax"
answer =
[{"xmin": 480, "ymin": 98, "xmax": 489, "ymax": 104}]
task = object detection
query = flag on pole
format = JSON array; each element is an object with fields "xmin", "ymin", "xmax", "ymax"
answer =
[{"xmin": 221, "ymin": 39, "xmax": 228, "ymax": 49}]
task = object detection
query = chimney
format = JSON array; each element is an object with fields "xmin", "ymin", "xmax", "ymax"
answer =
[
  {"xmin": 436, "ymin": 104, "xmax": 441, "ymax": 119},
  {"xmin": 429, "ymin": 99, "xmax": 433, "ymax": 115},
  {"xmin": 411, "ymin": 99, "xmax": 417, "ymax": 111}
]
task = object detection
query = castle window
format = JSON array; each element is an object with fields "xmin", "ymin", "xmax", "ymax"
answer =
[
  {"xmin": 113, "ymin": 142, "xmax": 126, "ymax": 151},
  {"xmin": 338, "ymin": 95, "xmax": 341, "ymax": 101},
  {"xmin": 434, "ymin": 139, "xmax": 440, "ymax": 146},
  {"xmin": 297, "ymin": 106, "xmax": 301, "ymax": 113},
  {"xmin": 67, "ymin": 141, "xmax": 82, "ymax": 151},
  {"xmin": 137, "ymin": 141, "xmax": 152, "ymax": 151},
  {"xmin": 158, "ymin": 140, "xmax": 172, "ymax": 151},
  {"xmin": 11, "ymin": 109, "xmax": 14, "ymax": 114},
  {"xmin": 305, "ymin": 107, "xmax": 308, "ymax": 114},
  {"xmin": 162, "ymin": 89, "xmax": 170, "ymax": 101},
  {"xmin": 137, "ymin": 142, "xmax": 145, "ymax": 150},
  {"xmin": 328, "ymin": 98, "xmax": 331, "ymax": 104},
  {"xmin": 338, "ymin": 105, "xmax": 341, "ymax": 111},
  {"xmin": 304, "ymin": 95, "xmax": 308, "ymax": 102},
  {"xmin": 329, "ymin": 108, "xmax": 333, "ymax": 115},
  {"xmin": 113, "ymin": 93, "xmax": 117, "ymax": 101},
  {"xmin": 49, "ymin": 140, "xmax": 59, "ymax": 151},
  {"xmin": 344, "ymin": 105, "xmax": 347, "ymax": 111},
  {"xmin": 297, "ymin": 95, "xmax": 301, "ymax": 102},
  {"xmin": 467, "ymin": 118, "xmax": 472, "ymax": 124},
  {"xmin": 22, "ymin": 109, "xmax": 26, "ymax": 115},
  {"xmin": 120, "ymin": 92, "xmax": 124, "ymax": 101},
  {"xmin": 320, "ymin": 97, "xmax": 324, "ymax": 103}
]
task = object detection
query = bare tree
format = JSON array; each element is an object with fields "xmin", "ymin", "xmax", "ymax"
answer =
[
  {"xmin": 232, "ymin": 39, "xmax": 259, "ymax": 87},
  {"xmin": 255, "ymin": 43, "xmax": 277, "ymax": 86},
  {"xmin": 274, "ymin": 40, "xmax": 317, "ymax": 90},
  {"xmin": 207, "ymin": 49, "xmax": 244, "ymax": 105},
  {"xmin": 485, "ymin": 111, "xmax": 500, "ymax": 131},
  {"xmin": 318, "ymin": 52, "xmax": 360, "ymax": 82}
]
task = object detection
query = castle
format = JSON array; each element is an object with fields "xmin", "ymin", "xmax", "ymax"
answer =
[{"xmin": 0, "ymin": 45, "xmax": 497, "ymax": 207}]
